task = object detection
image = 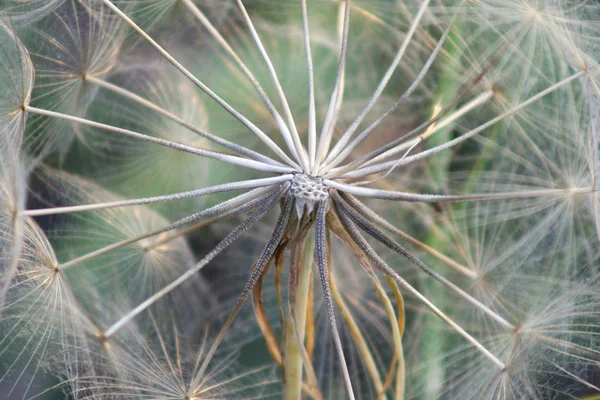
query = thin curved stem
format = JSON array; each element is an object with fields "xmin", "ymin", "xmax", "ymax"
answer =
[
  {"xmin": 24, "ymin": 106, "xmax": 295, "ymax": 174},
  {"xmin": 329, "ymin": 266, "xmax": 387, "ymax": 399},
  {"xmin": 333, "ymin": 192, "xmax": 514, "ymax": 329},
  {"xmin": 190, "ymin": 194, "xmax": 294, "ymax": 390},
  {"xmin": 101, "ymin": 0, "xmax": 300, "ymax": 169},
  {"xmin": 327, "ymin": 209, "xmax": 405, "ymax": 398},
  {"xmin": 285, "ymin": 228, "xmax": 321, "ymax": 400},
  {"xmin": 315, "ymin": 202, "xmax": 356, "ymax": 399},
  {"xmin": 85, "ymin": 76, "xmax": 283, "ymax": 166},
  {"xmin": 103, "ymin": 184, "xmax": 289, "ymax": 339},
  {"xmin": 22, "ymin": 176, "xmax": 293, "ymax": 216},
  {"xmin": 332, "ymin": 200, "xmax": 505, "ymax": 370}
]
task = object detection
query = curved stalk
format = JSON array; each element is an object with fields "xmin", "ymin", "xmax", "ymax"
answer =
[
  {"xmin": 102, "ymin": 185, "xmax": 289, "ymax": 339},
  {"xmin": 284, "ymin": 227, "xmax": 317, "ymax": 400}
]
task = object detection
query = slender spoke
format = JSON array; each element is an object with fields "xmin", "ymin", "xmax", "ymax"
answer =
[
  {"xmin": 22, "ymin": 176, "xmax": 293, "ymax": 216},
  {"xmin": 313, "ymin": 0, "xmax": 351, "ymax": 172},
  {"xmin": 336, "ymin": 70, "xmax": 586, "ymax": 179},
  {"xmin": 180, "ymin": 0, "xmax": 304, "ymax": 166},
  {"xmin": 100, "ymin": 0, "xmax": 300, "ymax": 169},
  {"xmin": 321, "ymin": 0, "xmax": 465, "ymax": 173},
  {"xmin": 323, "ymin": 0, "xmax": 430, "ymax": 165},
  {"xmin": 102, "ymin": 183, "xmax": 290, "ymax": 338},
  {"xmin": 315, "ymin": 203, "xmax": 356, "ymax": 399},
  {"xmin": 363, "ymin": 90, "xmax": 495, "ymax": 168},
  {"xmin": 190, "ymin": 194, "xmax": 294, "ymax": 389},
  {"xmin": 341, "ymin": 193, "xmax": 475, "ymax": 278},
  {"xmin": 234, "ymin": 0, "xmax": 309, "ymax": 170},
  {"xmin": 325, "ymin": 33, "xmax": 518, "ymax": 179},
  {"xmin": 332, "ymin": 199, "xmax": 506, "ymax": 370},
  {"xmin": 86, "ymin": 76, "xmax": 284, "ymax": 166},
  {"xmin": 332, "ymin": 191, "xmax": 514, "ymax": 329},
  {"xmin": 59, "ymin": 186, "xmax": 276, "ymax": 270},
  {"xmin": 302, "ymin": 0, "xmax": 317, "ymax": 170},
  {"xmin": 24, "ymin": 106, "xmax": 295, "ymax": 174},
  {"xmin": 325, "ymin": 179, "xmax": 593, "ymax": 202}
]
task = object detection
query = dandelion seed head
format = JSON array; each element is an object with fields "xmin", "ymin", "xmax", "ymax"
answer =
[
  {"xmin": 0, "ymin": 0, "xmax": 66, "ymax": 24},
  {"xmin": 0, "ymin": 21, "xmax": 33, "ymax": 143},
  {"xmin": 1, "ymin": 0, "xmax": 599, "ymax": 398},
  {"xmin": 0, "ymin": 215, "xmax": 104, "ymax": 399},
  {"xmin": 80, "ymin": 67, "xmax": 214, "ymax": 218},
  {"xmin": 22, "ymin": 0, "xmax": 125, "ymax": 156}
]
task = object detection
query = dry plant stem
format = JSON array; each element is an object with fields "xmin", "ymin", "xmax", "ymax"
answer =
[
  {"xmin": 288, "ymin": 307, "xmax": 323, "ymax": 400},
  {"xmin": 305, "ymin": 275, "xmax": 316, "ymax": 367},
  {"xmin": 284, "ymin": 227, "xmax": 315, "ymax": 400},
  {"xmin": 328, "ymin": 211, "xmax": 405, "ymax": 399},
  {"xmin": 59, "ymin": 186, "xmax": 274, "ymax": 270},
  {"xmin": 334, "ymin": 203, "xmax": 505, "ymax": 369},
  {"xmin": 275, "ymin": 243, "xmax": 287, "ymax": 357},
  {"xmin": 101, "ymin": 0, "xmax": 300, "ymax": 169},
  {"xmin": 370, "ymin": 274, "xmax": 405, "ymax": 400},
  {"xmin": 253, "ymin": 252, "xmax": 324, "ymax": 398},
  {"xmin": 23, "ymin": 106, "xmax": 294, "ymax": 174},
  {"xmin": 327, "ymin": 211, "xmax": 387, "ymax": 397},
  {"xmin": 385, "ymin": 276, "xmax": 406, "ymax": 399},
  {"xmin": 190, "ymin": 194, "xmax": 295, "ymax": 391},
  {"xmin": 329, "ymin": 268, "xmax": 387, "ymax": 399},
  {"xmin": 102, "ymin": 184, "xmax": 289, "ymax": 340},
  {"xmin": 253, "ymin": 257, "xmax": 283, "ymax": 366},
  {"xmin": 342, "ymin": 194, "xmax": 474, "ymax": 277},
  {"xmin": 22, "ymin": 176, "xmax": 293, "ymax": 216},
  {"xmin": 315, "ymin": 203, "xmax": 356, "ymax": 399},
  {"xmin": 333, "ymin": 192, "xmax": 513, "ymax": 329},
  {"xmin": 85, "ymin": 76, "xmax": 280, "ymax": 166}
]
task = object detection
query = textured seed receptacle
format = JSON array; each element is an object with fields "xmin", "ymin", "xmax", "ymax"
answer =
[{"xmin": 289, "ymin": 173, "xmax": 329, "ymax": 217}]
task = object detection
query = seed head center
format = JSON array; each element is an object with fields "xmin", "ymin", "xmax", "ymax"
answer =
[{"xmin": 289, "ymin": 173, "xmax": 329, "ymax": 217}]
